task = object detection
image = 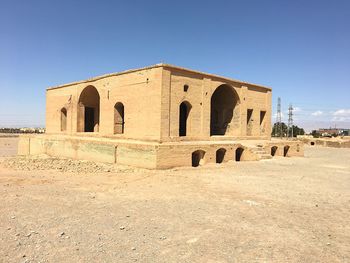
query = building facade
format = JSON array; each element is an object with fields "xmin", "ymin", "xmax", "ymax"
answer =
[{"xmin": 46, "ymin": 64, "xmax": 272, "ymax": 141}]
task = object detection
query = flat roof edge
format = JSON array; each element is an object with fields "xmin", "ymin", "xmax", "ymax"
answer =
[
  {"xmin": 161, "ymin": 64, "xmax": 272, "ymax": 91},
  {"xmin": 47, "ymin": 63, "xmax": 271, "ymax": 91},
  {"xmin": 46, "ymin": 64, "xmax": 164, "ymax": 91}
]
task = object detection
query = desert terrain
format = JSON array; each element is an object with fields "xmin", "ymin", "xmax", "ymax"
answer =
[{"xmin": 0, "ymin": 137, "xmax": 349, "ymax": 263}]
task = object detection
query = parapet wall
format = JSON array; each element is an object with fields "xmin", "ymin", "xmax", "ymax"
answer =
[
  {"xmin": 18, "ymin": 134, "xmax": 158, "ymax": 168},
  {"xmin": 301, "ymin": 137, "xmax": 350, "ymax": 148}
]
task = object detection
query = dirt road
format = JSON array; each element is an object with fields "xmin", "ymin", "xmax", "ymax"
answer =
[{"xmin": 0, "ymin": 144, "xmax": 349, "ymax": 262}]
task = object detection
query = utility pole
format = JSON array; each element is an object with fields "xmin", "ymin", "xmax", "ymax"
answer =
[
  {"xmin": 276, "ymin": 97, "xmax": 282, "ymax": 138},
  {"xmin": 288, "ymin": 104, "xmax": 294, "ymax": 138}
]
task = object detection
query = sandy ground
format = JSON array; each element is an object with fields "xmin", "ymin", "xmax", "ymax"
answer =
[
  {"xmin": 0, "ymin": 138, "xmax": 350, "ymax": 263},
  {"xmin": 0, "ymin": 137, "xmax": 18, "ymax": 157}
]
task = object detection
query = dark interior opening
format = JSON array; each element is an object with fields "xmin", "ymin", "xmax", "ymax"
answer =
[
  {"xmin": 284, "ymin": 146, "xmax": 290, "ymax": 157},
  {"xmin": 235, "ymin": 147, "xmax": 244, "ymax": 161},
  {"xmin": 210, "ymin": 85, "xmax": 238, "ymax": 136},
  {"xmin": 192, "ymin": 150, "xmax": 205, "ymax": 167},
  {"xmin": 84, "ymin": 107, "xmax": 95, "ymax": 132},
  {"xmin": 247, "ymin": 109, "xmax": 253, "ymax": 136},
  {"xmin": 260, "ymin": 111, "xmax": 266, "ymax": 125},
  {"xmin": 78, "ymin": 85, "xmax": 100, "ymax": 132},
  {"xmin": 216, "ymin": 148, "xmax": 226, "ymax": 163},
  {"xmin": 271, "ymin": 146, "xmax": 278, "ymax": 156},
  {"xmin": 179, "ymin": 101, "xmax": 191, "ymax": 136}
]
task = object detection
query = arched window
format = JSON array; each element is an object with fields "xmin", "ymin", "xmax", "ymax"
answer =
[
  {"xmin": 114, "ymin": 102, "xmax": 125, "ymax": 134},
  {"xmin": 247, "ymin": 109, "xmax": 253, "ymax": 136},
  {"xmin": 77, "ymin": 86, "xmax": 100, "ymax": 132},
  {"xmin": 179, "ymin": 101, "xmax": 192, "ymax": 137},
  {"xmin": 60, "ymin": 108, "xmax": 67, "ymax": 132}
]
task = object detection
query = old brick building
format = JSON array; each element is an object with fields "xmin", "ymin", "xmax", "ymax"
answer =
[{"xmin": 19, "ymin": 64, "xmax": 303, "ymax": 168}]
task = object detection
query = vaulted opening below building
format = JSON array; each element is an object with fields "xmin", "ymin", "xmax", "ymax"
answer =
[
  {"xmin": 235, "ymin": 147, "xmax": 244, "ymax": 161},
  {"xmin": 284, "ymin": 145, "xmax": 290, "ymax": 157},
  {"xmin": 271, "ymin": 146, "xmax": 278, "ymax": 156},
  {"xmin": 216, "ymin": 148, "xmax": 226, "ymax": 164},
  {"xmin": 192, "ymin": 150, "xmax": 205, "ymax": 167}
]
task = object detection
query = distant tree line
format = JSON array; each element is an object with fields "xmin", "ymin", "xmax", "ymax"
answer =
[
  {"xmin": 311, "ymin": 130, "xmax": 321, "ymax": 138},
  {"xmin": 271, "ymin": 122, "xmax": 305, "ymax": 137},
  {"xmin": 0, "ymin": 128, "xmax": 45, "ymax": 134}
]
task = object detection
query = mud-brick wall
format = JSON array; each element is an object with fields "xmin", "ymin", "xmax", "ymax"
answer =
[
  {"xmin": 116, "ymin": 144, "xmax": 157, "ymax": 169},
  {"xmin": 18, "ymin": 135, "xmax": 116, "ymax": 163},
  {"xmin": 160, "ymin": 67, "xmax": 272, "ymax": 142},
  {"xmin": 46, "ymin": 67, "xmax": 163, "ymax": 141},
  {"xmin": 156, "ymin": 143, "xmax": 257, "ymax": 169},
  {"xmin": 264, "ymin": 141, "xmax": 304, "ymax": 157},
  {"xmin": 18, "ymin": 135, "xmax": 160, "ymax": 168}
]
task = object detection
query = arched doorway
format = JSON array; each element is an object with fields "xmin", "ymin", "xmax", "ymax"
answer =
[
  {"xmin": 114, "ymin": 102, "xmax": 125, "ymax": 134},
  {"xmin": 77, "ymin": 86, "xmax": 100, "ymax": 132},
  {"xmin": 192, "ymin": 150, "xmax": 205, "ymax": 167},
  {"xmin": 210, "ymin": 84, "xmax": 239, "ymax": 136},
  {"xmin": 235, "ymin": 147, "xmax": 244, "ymax": 161},
  {"xmin": 179, "ymin": 101, "xmax": 191, "ymax": 137},
  {"xmin": 60, "ymin": 108, "xmax": 67, "ymax": 132},
  {"xmin": 216, "ymin": 148, "xmax": 226, "ymax": 163}
]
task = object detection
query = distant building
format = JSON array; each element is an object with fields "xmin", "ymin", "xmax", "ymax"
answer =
[{"xmin": 318, "ymin": 128, "xmax": 349, "ymax": 137}]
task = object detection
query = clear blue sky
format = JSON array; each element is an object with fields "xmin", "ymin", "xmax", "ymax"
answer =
[{"xmin": 1, "ymin": 0, "xmax": 349, "ymax": 131}]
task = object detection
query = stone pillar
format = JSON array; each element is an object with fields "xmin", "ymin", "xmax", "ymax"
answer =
[
  {"xmin": 231, "ymin": 86, "xmax": 242, "ymax": 137},
  {"xmin": 202, "ymin": 78, "xmax": 212, "ymax": 138},
  {"xmin": 77, "ymin": 102, "xmax": 84, "ymax": 132},
  {"xmin": 72, "ymin": 86, "xmax": 81, "ymax": 133},
  {"xmin": 98, "ymin": 87, "xmax": 108, "ymax": 135}
]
